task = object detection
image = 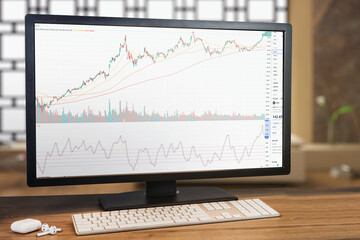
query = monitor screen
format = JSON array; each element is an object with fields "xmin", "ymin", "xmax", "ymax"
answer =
[{"xmin": 33, "ymin": 22, "xmax": 284, "ymax": 179}]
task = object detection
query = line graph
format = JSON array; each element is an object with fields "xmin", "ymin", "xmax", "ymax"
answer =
[
  {"xmin": 36, "ymin": 125, "xmax": 264, "ymax": 175},
  {"xmin": 36, "ymin": 31, "xmax": 270, "ymax": 110}
]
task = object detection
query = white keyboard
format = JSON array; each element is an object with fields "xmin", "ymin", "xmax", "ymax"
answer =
[{"xmin": 72, "ymin": 199, "xmax": 280, "ymax": 235}]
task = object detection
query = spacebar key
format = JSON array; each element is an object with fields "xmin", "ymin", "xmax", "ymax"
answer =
[{"xmin": 119, "ymin": 221, "xmax": 174, "ymax": 229}]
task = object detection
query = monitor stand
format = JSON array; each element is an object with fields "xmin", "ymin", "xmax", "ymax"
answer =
[{"xmin": 99, "ymin": 180, "xmax": 238, "ymax": 211}]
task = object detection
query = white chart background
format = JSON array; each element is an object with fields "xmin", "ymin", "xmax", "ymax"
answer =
[{"xmin": 34, "ymin": 24, "xmax": 281, "ymax": 178}]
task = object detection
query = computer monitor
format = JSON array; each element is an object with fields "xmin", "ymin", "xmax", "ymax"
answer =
[{"xmin": 25, "ymin": 14, "xmax": 291, "ymax": 210}]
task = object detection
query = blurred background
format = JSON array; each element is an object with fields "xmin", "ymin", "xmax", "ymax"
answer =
[{"xmin": 0, "ymin": 0, "xmax": 359, "ymax": 196}]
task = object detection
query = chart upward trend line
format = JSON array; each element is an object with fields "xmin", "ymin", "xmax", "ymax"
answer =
[
  {"xmin": 37, "ymin": 31, "xmax": 270, "ymax": 110},
  {"xmin": 37, "ymin": 99, "xmax": 265, "ymax": 123},
  {"xmin": 37, "ymin": 125, "xmax": 264, "ymax": 174}
]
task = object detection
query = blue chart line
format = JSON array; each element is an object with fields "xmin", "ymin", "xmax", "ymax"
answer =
[{"xmin": 37, "ymin": 126, "xmax": 264, "ymax": 174}]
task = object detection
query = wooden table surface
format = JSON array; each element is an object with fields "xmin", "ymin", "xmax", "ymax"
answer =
[{"xmin": 1, "ymin": 186, "xmax": 360, "ymax": 240}]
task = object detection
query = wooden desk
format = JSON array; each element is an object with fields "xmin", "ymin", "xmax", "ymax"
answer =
[{"xmin": 1, "ymin": 187, "xmax": 360, "ymax": 239}]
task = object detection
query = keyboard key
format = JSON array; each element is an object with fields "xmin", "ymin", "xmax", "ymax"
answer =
[
  {"xmin": 246, "ymin": 200, "xmax": 270, "ymax": 215},
  {"xmin": 105, "ymin": 225, "xmax": 119, "ymax": 230},
  {"xmin": 198, "ymin": 216, "xmax": 212, "ymax": 221},
  {"xmin": 174, "ymin": 219, "xmax": 188, "ymax": 223},
  {"xmin": 219, "ymin": 202, "xmax": 231, "ymax": 209},
  {"xmin": 221, "ymin": 212, "xmax": 233, "ymax": 219},
  {"xmin": 210, "ymin": 202, "xmax": 223, "ymax": 210},
  {"xmin": 202, "ymin": 203, "xmax": 215, "ymax": 211},
  {"xmin": 74, "ymin": 214, "xmax": 83, "ymax": 219},
  {"xmin": 92, "ymin": 226, "xmax": 104, "ymax": 231},
  {"xmin": 77, "ymin": 227, "xmax": 92, "ymax": 233},
  {"xmin": 253, "ymin": 199, "xmax": 279, "ymax": 215},
  {"xmin": 119, "ymin": 220, "xmax": 174, "ymax": 229},
  {"xmin": 188, "ymin": 218, "xmax": 199, "ymax": 223}
]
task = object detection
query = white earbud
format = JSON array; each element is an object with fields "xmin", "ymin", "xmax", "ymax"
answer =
[
  {"xmin": 50, "ymin": 226, "xmax": 62, "ymax": 232},
  {"xmin": 36, "ymin": 225, "xmax": 62, "ymax": 237},
  {"xmin": 41, "ymin": 223, "xmax": 49, "ymax": 232}
]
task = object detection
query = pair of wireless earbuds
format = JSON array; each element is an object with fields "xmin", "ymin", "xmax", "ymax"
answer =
[{"xmin": 36, "ymin": 223, "xmax": 62, "ymax": 237}]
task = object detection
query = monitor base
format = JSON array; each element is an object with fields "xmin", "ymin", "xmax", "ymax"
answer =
[{"xmin": 99, "ymin": 183, "xmax": 237, "ymax": 211}]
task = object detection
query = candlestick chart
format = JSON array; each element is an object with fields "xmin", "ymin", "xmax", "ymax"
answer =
[{"xmin": 36, "ymin": 30, "xmax": 269, "ymax": 124}]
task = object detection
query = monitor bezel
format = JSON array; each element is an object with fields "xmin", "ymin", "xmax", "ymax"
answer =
[{"xmin": 25, "ymin": 14, "xmax": 291, "ymax": 187}]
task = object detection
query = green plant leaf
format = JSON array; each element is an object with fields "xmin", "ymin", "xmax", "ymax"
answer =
[{"xmin": 330, "ymin": 105, "xmax": 355, "ymax": 122}]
